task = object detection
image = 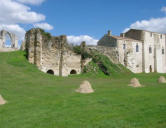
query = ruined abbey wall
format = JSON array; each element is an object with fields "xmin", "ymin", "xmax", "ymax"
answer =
[
  {"xmin": 25, "ymin": 28, "xmax": 82, "ymax": 76},
  {"xmin": 0, "ymin": 30, "xmax": 18, "ymax": 51},
  {"xmin": 88, "ymin": 45, "xmax": 119, "ymax": 64}
]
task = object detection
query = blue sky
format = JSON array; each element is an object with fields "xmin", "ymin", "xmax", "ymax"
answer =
[
  {"xmin": 33, "ymin": 0, "xmax": 165, "ymax": 37},
  {"xmin": 1, "ymin": 0, "xmax": 166, "ymax": 45}
]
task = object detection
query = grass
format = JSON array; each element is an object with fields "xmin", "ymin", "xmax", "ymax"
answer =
[{"xmin": 0, "ymin": 51, "xmax": 166, "ymax": 128}]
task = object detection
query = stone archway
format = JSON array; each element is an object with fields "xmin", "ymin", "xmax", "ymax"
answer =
[
  {"xmin": 47, "ymin": 70, "xmax": 54, "ymax": 75},
  {"xmin": 0, "ymin": 30, "xmax": 18, "ymax": 49},
  {"xmin": 4, "ymin": 33, "xmax": 12, "ymax": 48},
  {"xmin": 70, "ymin": 69, "xmax": 77, "ymax": 75}
]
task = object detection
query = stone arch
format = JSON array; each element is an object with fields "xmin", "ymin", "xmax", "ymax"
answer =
[
  {"xmin": 70, "ymin": 69, "xmax": 77, "ymax": 74},
  {"xmin": 0, "ymin": 30, "xmax": 18, "ymax": 48},
  {"xmin": 47, "ymin": 69, "xmax": 54, "ymax": 75},
  {"xmin": 4, "ymin": 32, "xmax": 12, "ymax": 47}
]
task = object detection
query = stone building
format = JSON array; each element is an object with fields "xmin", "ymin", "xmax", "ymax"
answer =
[
  {"xmin": 0, "ymin": 30, "xmax": 18, "ymax": 51},
  {"xmin": 25, "ymin": 28, "xmax": 82, "ymax": 76},
  {"xmin": 125, "ymin": 29, "xmax": 166, "ymax": 73},
  {"xmin": 97, "ymin": 29, "xmax": 166, "ymax": 73}
]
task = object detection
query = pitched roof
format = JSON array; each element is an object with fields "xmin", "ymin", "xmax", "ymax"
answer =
[{"xmin": 111, "ymin": 35, "xmax": 142, "ymax": 42}]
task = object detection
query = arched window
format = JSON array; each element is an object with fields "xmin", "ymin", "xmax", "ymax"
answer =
[
  {"xmin": 136, "ymin": 44, "xmax": 139, "ymax": 52},
  {"xmin": 149, "ymin": 46, "xmax": 152, "ymax": 54}
]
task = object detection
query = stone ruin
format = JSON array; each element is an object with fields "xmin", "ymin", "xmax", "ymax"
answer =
[
  {"xmin": 25, "ymin": 28, "xmax": 91, "ymax": 77},
  {"xmin": 0, "ymin": 30, "xmax": 18, "ymax": 51}
]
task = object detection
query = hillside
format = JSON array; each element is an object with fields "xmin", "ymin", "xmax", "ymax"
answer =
[{"xmin": 0, "ymin": 51, "xmax": 166, "ymax": 128}]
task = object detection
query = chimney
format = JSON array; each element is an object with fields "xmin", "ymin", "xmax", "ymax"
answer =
[{"xmin": 108, "ymin": 30, "xmax": 112, "ymax": 36}]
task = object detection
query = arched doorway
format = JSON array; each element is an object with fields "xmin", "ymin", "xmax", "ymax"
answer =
[
  {"xmin": 70, "ymin": 70, "xmax": 77, "ymax": 75},
  {"xmin": 149, "ymin": 65, "xmax": 152, "ymax": 73},
  {"xmin": 47, "ymin": 70, "xmax": 54, "ymax": 75}
]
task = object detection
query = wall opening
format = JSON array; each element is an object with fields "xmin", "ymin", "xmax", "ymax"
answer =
[
  {"xmin": 136, "ymin": 44, "xmax": 139, "ymax": 52},
  {"xmin": 47, "ymin": 70, "xmax": 54, "ymax": 75},
  {"xmin": 70, "ymin": 70, "xmax": 77, "ymax": 75},
  {"xmin": 149, "ymin": 65, "xmax": 152, "ymax": 73},
  {"xmin": 4, "ymin": 34, "xmax": 12, "ymax": 48}
]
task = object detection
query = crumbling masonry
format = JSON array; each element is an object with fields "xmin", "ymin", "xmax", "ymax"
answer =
[
  {"xmin": 25, "ymin": 28, "xmax": 82, "ymax": 76},
  {"xmin": 0, "ymin": 30, "xmax": 18, "ymax": 51}
]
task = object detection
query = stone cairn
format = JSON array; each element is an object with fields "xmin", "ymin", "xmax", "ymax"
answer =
[
  {"xmin": 129, "ymin": 78, "xmax": 142, "ymax": 87},
  {"xmin": 0, "ymin": 95, "xmax": 6, "ymax": 105},
  {"xmin": 76, "ymin": 80, "xmax": 94, "ymax": 94},
  {"xmin": 158, "ymin": 76, "xmax": 166, "ymax": 83}
]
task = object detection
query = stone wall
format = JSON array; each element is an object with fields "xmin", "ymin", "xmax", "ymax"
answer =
[
  {"xmin": 97, "ymin": 32, "xmax": 117, "ymax": 47},
  {"xmin": 88, "ymin": 45, "xmax": 119, "ymax": 64},
  {"xmin": 0, "ymin": 30, "xmax": 18, "ymax": 51},
  {"xmin": 96, "ymin": 30, "xmax": 143, "ymax": 73},
  {"xmin": 125, "ymin": 29, "xmax": 166, "ymax": 73},
  {"xmin": 25, "ymin": 28, "xmax": 82, "ymax": 76},
  {"xmin": 116, "ymin": 39, "xmax": 143, "ymax": 73}
]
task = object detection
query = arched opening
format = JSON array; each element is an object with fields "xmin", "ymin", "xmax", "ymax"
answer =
[
  {"xmin": 70, "ymin": 70, "xmax": 77, "ymax": 75},
  {"xmin": 47, "ymin": 70, "xmax": 54, "ymax": 75},
  {"xmin": 4, "ymin": 33, "xmax": 12, "ymax": 48},
  {"xmin": 149, "ymin": 65, "xmax": 152, "ymax": 73}
]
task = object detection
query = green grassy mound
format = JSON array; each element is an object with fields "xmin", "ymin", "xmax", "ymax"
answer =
[{"xmin": 0, "ymin": 51, "xmax": 166, "ymax": 128}]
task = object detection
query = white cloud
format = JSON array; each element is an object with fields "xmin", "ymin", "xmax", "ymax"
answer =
[
  {"xmin": 0, "ymin": 24, "xmax": 26, "ymax": 40},
  {"xmin": 161, "ymin": 6, "xmax": 166, "ymax": 13},
  {"xmin": 124, "ymin": 17, "xmax": 166, "ymax": 33},
  {"xmin": 0, "ymin": 0, "xmax": 45, "ymax": 24},
  {"xmin": 34, "ymin": 23, "xmax": 54, "ymax": 30},
  {"xmin": 67, "ymin": 35, "xmax": 98, "ymax": 45},
  {"xmin": 123, "ymin": 7, "xmax": 166, "ymax": 33},
  {"xmin": 16, "ymin": 0, "xmax": 45, "ymax": 5},
  {"xmin": 0, "ymin": 0, "xmax": 53, "ymax": 41}
]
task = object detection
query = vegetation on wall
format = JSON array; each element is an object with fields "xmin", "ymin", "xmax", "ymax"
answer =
[
  {"xmin": 73, "ymin": 45, "xmax": 91, "ymax": 59},
  {"xmin": 38, "ymin": 28, "xmax": 52, "ymax": 40},
  {"xmin": 73, "ymin": 45, "xmax": 130, "ymax": 76}
]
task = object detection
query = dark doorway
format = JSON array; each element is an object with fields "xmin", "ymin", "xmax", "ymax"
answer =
[
  {"xmin": 70, "ymin": 70, "xmax": 77, "ymax": 74},
  {"xmin": 149, "ymin": 65, "xmax": 152, "ymax": 73},
  {"xmin": 47, "ymin": 70, "xmax": 54, "ymax": 75}
]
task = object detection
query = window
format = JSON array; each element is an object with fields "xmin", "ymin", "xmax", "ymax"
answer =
[
  {"xmin": 150, "ymin": 32, "xmax": 153, "ymax": 37},
  {"xmin": 123, "ymin": 44, "xmax": 126, "ymax": 50},
  {"xmin": 160, "ymin": 34, "xmax": 163, "ymax": 39},
  {"xmin": 149, "ymin": 47, "xmax": 152, "ymax": 54},
  {"xmin": 162, "ymin": 48, "xmax": 165, "ymax": 54},
  {"xmin": 136, "ymin": 44, "xmax": 139, "ymax": 52}
]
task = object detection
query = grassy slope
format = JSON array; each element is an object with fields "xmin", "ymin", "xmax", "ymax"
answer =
[{"xmin": 0, "ymin": 51, "xmax": 166, "ymax": 128}]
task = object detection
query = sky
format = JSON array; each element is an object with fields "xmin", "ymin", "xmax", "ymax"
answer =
[{"xmin": 1, "ymin": 0, "xmax": 166, "ymax": 46}]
